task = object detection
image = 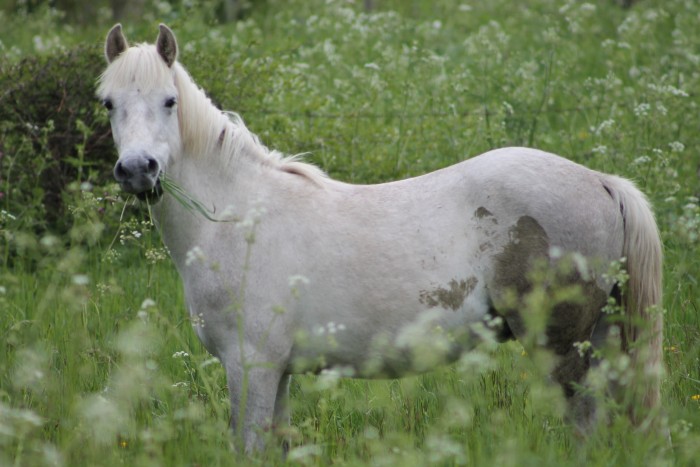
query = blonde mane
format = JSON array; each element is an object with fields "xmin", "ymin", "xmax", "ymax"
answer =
[{"xmin": 98, "ymin": 44, "xmax": 327, "ymax": 185}]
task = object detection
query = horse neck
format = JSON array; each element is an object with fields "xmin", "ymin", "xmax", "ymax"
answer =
[
  {"xmin": 153, "ymin": 134, "xmax": 274, "ymax": 271},
  {"xmin": 155, "ymin": 71, "xmax": 322, "ymax": 268}
]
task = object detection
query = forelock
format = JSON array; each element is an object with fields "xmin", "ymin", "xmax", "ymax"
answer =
[{"xmin": 98, "ymin": 44, "xmax": 175, "ymax": 97}]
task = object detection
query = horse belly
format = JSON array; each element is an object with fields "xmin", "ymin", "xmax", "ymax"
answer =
[{"xmin": 288, "ymin": 261, "xmax": 492, "ymax": 377}]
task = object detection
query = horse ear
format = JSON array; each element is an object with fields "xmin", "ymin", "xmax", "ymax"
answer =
[
  {"xmin": 105, "ymin": 23, "xmax": 128, "ymax": 63},
  {"xmin": 156, "ymin": 24, "xmax": 178, "ymax": 68}
]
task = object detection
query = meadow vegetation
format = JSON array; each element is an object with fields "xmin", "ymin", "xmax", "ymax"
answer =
[{"xmin": 1, "ymin": 0, "xmax": 699, "ymax": 465}]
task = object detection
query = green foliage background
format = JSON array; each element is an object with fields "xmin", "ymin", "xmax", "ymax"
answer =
[{"xmin": 0, "ymin": 0, "xmax": 699, "ymax": 465}]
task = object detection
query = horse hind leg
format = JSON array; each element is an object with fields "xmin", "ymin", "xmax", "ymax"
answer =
[
  {"xmin": 549, "ymin": 340, "xmax": 597, "ymax": 434},
  {"xmin": 544, "ymin": 281, "xmax": 611, "ymax": 434},
  {"xmin": 492, "ymin": 277, "xmax": 610, "ymax": 434},
  {"xmin": 562, "ymin": 283, "xmax": 639, "ymax": 433},
  {"xmin": 585, "ymin": 284, "xmax": 626, "ymax": 420}
]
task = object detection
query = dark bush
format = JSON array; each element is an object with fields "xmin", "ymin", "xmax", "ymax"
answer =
[{"xmin": 0, "ymin": 45, "xmax": 115, "ymax": 235}]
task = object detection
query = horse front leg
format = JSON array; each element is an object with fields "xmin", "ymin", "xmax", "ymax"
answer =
[
  {"xmin": 273, "ymin": 374, "xmax": 292, "ymax": 454},
  {"xmin": 222, "ymin": 349, "xmax": 286, "ymax": 453}
]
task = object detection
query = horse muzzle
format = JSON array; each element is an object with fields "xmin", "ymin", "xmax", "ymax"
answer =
[{"xmin": 114, "ymin": 152, "xmax": 163, "ymax": 202}]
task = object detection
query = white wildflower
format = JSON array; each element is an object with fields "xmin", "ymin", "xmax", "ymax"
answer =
[
  {"xmin": 633, "ymin": 155, "xmax": 651, "ymax": 165},
  {"xmin": 668, "ymin": 141, "xmax": 685, "ymax": 153},
  {"xmin": 591, "ymin": 119, "xmax": 615, "ymax": 135},
  {"xmin": 288, "ymin": 275, "xmax": 310, "ymax": 288},
  {"xmin": 185, "ymin": 246, "xmax": 206, "ymax": 266},
  {"xmin": 591, "ymin": 145, "xmax": 608, "ymax": 155},
  {"xmin": 573, "ymin": 340, "xmax": 592, "ymax": 357},
  {"xmin": 634, "ymin": 102, "xmax": 650, "ymax": 118},
  {"xmin": 72, "ymin": 274, "xmax": 89, "ymax": 286},
  {"xmin": 40, "ymin": 235, "xmax": 60, "ymax": 249}
]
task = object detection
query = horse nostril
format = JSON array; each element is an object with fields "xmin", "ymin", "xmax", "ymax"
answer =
[
  {"xmin": 114, "ymin": 160, "xmax": 129, "ymax": 181},
  {"xmin": 147, "ymin": 157, "xmax": 159, "ymax": 175}
]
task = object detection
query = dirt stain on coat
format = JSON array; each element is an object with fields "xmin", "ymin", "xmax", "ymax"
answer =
[
  {"xmin": 475, "ymin": 207, "xmax": 493, "ymax": 219},
  {"xmin": 419, "ymin": 277, "xmax": 478, "ymax": 311}
]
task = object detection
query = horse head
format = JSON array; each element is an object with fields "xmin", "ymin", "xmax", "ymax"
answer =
[{"xmin": 99, "ymin": 24, "xmax": 182, "ymax": 201}]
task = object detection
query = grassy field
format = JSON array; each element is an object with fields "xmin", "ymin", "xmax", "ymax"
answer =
[{"xmin": 1, "ymin": 0, "xmax": 700, "ymax": 465}]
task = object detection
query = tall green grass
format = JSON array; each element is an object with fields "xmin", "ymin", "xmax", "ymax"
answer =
[{"xmin": 1, "ymin": 0, "xmax": 699, "ymax": 465}]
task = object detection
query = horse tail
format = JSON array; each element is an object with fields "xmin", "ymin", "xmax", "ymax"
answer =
[{"xmin": 602, "ymin": 174, "xmax": 663, "ymax": 422}]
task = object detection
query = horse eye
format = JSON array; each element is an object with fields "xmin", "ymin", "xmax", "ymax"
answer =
[
  {"xmin": 164, "ymin": 97, "xmax": 177, "ymax": 109},
  {"xmin": 103, "ymin": 99, "xmax": 114, "ymax": 111}
]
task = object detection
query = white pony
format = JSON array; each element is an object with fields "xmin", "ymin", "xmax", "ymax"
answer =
[{"xmin": 98, "ymin": 24, "xmax": 663, "ymax": 452}]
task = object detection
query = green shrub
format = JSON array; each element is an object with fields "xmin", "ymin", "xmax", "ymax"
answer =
[
  {"xmin": 0, "ymin": 45, "xmax": 116, "ymax": 238},
  {"xmin": 0, "ymin": 44, "xmax": 145, "ymax": 271}
]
